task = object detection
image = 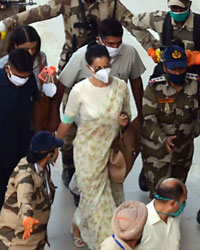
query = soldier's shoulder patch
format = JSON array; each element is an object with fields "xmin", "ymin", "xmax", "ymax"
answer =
[
  {"xmin": 186, "ymin": 73, "xmax": 199, "ymax": 81},
  {"xmin": 148, "ymin": 76, "xmax": 166, "ymax": 86}
]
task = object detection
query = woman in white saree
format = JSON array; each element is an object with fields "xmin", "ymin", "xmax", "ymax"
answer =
[{"xmin": 57, "ymin": 44, "xmax": 131, "ymax": 250}]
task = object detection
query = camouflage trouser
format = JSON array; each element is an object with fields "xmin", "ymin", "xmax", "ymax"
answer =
[
  {"xmin": 60, "ymin": 122, "xmax": 77, "ymax": 170},
  {"xmin": 57, "ymin": 43, "xmax": 77, "ymax": 172},
  {"xmin": 142, "ymin": 152, "xmax": 193, "ymax": 198},
  {"xmin": 0, "ymin": 232, "xmax": 46, "ymax": 250},
  {"xmin": 59, "ymin": 84, "xmax": 77, "ymax": 171}
]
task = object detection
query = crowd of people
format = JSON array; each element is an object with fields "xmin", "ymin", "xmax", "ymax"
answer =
[{"xmin": 0, "ymin": 0, "xmax": 200, "ymax": 249}]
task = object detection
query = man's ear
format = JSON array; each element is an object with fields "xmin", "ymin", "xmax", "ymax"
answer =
[
  {"xmin": 96, "ymin": 36, "xmax": 101, "ymax": 45},
  {"xmin": 163, "ymin": 63, "xmax": 167, "ymax": 73},
  {"xmin": 169, "ymin": 199, "xmax": 176, "ymax": 210},
  {"xmin": 5, "ymin": 64, "xmax": 9, "ymax": 74}
]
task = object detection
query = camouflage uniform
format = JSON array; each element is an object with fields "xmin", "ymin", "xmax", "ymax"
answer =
[
  {"xmin": 141, "ymin": 73, "xmax": 199, "ymax": 197},
  {"xmin": 132, "ymin": 11, "xmax": 196, "ymax": 51},
  {"xmin": 0, "ymin": 158, "xmax": 55, "ymax": 250},
  {"xmin": 0, "ymin": 2, "xmax": 26, "ymax": 58},
  {"xmin": 2, "ymin": 0, "xmax": 134, "ymax": 72}
]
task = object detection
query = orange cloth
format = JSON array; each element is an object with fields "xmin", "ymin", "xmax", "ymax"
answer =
[
  {"xmin": 23, "ymin": 217, "xmax": 39, "ymax": 240},
  {"xmin": 148, "ymin": 48, "xmax": 158, "ymax": 63},
  {"xmin": 185, "ymin": 50, "xmax": 200, "ymax": 66}
]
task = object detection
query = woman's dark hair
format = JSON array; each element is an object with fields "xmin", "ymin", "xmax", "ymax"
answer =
[
  {"xmin": 26, "ymin": 149, "xmax": 55, "ymax": 163},
  {"xmin": 7, "ymin": 25, "xmax": 41, "ymax": 58},
  {"xmin": 8, "ymin": 48, "xmax": 33, "ymax": 73},
  {"xmin": 85, "ymin": 44, "xmax": 110, "ymax": 66},
  {"xmin": 98, "ymin": 18, "xmax": 123, "ymax": 39}
]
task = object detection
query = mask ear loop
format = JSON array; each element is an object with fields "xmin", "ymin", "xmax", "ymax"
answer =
[
  {"xmin": 51, "ymin": 75, "xmax": 54, "ymax": 83},
  {"xmin": 89, "ymin": 65, "xmax": 95, "ymax": 73}
]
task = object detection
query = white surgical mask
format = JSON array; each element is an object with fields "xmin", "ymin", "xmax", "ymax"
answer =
[
  {"xmin": 42, "ymin": 82, "xmax": 57, "ymax": 97},
  {"xmin": 93, "ymin": 67, "xmax": 111, "ymax": 84},
  {"xmin": 99, "ymin": 37, "xmax": 122, "ymax": 57},
  {"xmin": 7, "ymin": 66, "xmax": 29, "ymax": 86},
  {"xmin": 105, "ymin": 44, "xmax": 122, "ymax": 58}
]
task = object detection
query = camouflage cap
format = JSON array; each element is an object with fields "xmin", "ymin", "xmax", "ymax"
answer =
[
  {"xmin": 168, "ymin": 0, "xmax": 190, "ymax": 8},
  {"xmin": 162, "ymin": 45, "xmax": 187, "ymax": 70}
]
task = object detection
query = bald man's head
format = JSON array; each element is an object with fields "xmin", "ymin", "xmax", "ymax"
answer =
[{"xmin": 155, "ymin": 178, "xmax": 187, "ymax": 201}]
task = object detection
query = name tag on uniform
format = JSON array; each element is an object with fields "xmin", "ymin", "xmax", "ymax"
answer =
[{"xmin": 158, "ymin": 98, "xmax": 175, "ymax": 103}]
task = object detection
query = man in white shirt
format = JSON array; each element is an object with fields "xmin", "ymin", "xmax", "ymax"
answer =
[
  {"xmin": 57, "ymin": 18, "xmax": 145, "ymax": 204},
  {"xmin": 135, "ymin": 178, "xmax": 187, "ymax": 250}
]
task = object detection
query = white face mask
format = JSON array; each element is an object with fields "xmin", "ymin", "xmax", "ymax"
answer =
[
  {"xmin": 42, "ymin": 82, "xmax": 57, "ymax": 97},
  {"xmin": 99, "ymin": 37, "xmax": 122, "ymax": 58},
  {"xmin": 90, "ymin": 66, "xmax": 111, "ymax": 84},
  {"xmin": 7, "ymin": 66, "xmax": 29, "ymax": 86},
  {"xmin": 105, "ymin": 44, "xmax": 122, "ymax": 58}
]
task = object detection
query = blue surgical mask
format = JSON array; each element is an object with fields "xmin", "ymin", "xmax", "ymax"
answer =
[
  {"xmin": 155, "ymin": 194, "xmax": 186, "ymax": 218},
  {"xmin": 167, "ymin": 72, "xmax": 186, "ymax": 86},
  {"xmin": 169, "ymin": 10, "xmax": 189, "ymax": 22}
]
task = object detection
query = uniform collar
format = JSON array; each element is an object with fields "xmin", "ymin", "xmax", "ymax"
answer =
[
  {"xmin": 171, "ymin": 11, "xmax": 194, "ymax": 30},
  {"xmin": 34, "ymin": 163, "xmax": 44, "ymax": 176}
]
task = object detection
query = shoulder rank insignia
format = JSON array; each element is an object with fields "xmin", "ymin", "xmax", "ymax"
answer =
[
  {"xmin": 186, "ymin": 73, "xmax": 198, "ymax": 81},
  {"xmin": 148, "ymin": 76, "xmax": 166, "ymax": 86}
]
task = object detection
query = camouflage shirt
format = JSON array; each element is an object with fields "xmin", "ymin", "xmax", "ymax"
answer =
[
  {"xmin": 0, "ymin": 158, "xmax": 55, "ymax": 249},
  {"xmin": 3, "ymin": 0, "xmax": 134, "ymax": 50},
  {"xmin": 132, "ymin": 11, "xmax": 195, "ymax": 51},
  {"xmin": 141, "ymin": 73, "xmax": 199, "ymax": 162}
]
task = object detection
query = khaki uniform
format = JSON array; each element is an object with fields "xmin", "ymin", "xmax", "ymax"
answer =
[
  {"xmin": 132, "ymin": 11, "xmax": 196, "ymax": 51},
  {"xmin": 2, "ymin": 0, "xmax": 134, "ymax": 71},
  {"xmin": 0, "ymin": 158, "xmax": 55, "ymax": 250},
  {"xmin": 141, "ymin": 73, "xmax": 199, "ymax": 196}
]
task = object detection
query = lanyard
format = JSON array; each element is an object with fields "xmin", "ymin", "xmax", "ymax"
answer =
[
  {"xmin": 112, "ymin": 234, "xmax": 126, "ymax": 250},
  {"xmin": 34, "ymin": 163, "xmax": 51, "ymax": 196}
]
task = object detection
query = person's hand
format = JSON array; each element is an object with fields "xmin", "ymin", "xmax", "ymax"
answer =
[
  {"xmin": 185, "ymin": 50, "xmax": 200, "ymax": 66},
  {"xmin": 22, "ymin": 217, "xmax": 39, "ymax": 240},
  {"xmin": 0, "ymin": 21, "xmax": 7, "ymax": 33},
  {"xmin": 38, "ymin": 66, "xmax": 57, "ymax": 83},
  {"xmin": 164, "ymin": 135, "xmax": 177, "ymax": 153},
  {"xmin": 119, "ymin": 113, "xmax": 129, "ymax": 126},
  {"xmin": 0, "ymin": 4, "xmax": 6, "ymax": 9}
]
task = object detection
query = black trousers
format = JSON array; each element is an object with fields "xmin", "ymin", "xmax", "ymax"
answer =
[{"xmin": 0, "ymin": 152, "xmax": 22, "ymax": 210}]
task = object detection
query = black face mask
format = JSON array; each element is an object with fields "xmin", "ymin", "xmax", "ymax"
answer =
[{"xmin": 167, "ymin": 72, "xmax": 186, "ymax": 86}]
